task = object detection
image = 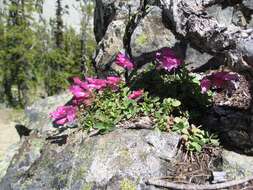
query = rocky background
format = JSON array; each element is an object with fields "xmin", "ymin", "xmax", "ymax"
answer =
[
  {"xmin": 1, "ymin": 0, "xmax": 253, "ymax": 189},
  {"xmin": 93, "ymin": 0, "xmax": 253, "ymax": 74}
]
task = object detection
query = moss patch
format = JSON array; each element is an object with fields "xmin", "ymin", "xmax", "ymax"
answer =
[
  {"xmin": 120, "ymin": 179, "xmax": 136, "ymax": 190},
  {"xmin": 135, "ymin": 34, "xmax": 148, "ymax": 46},
  {"xmin": 82, "ymin": 183, "xmax": 92, "ymax": 190}
]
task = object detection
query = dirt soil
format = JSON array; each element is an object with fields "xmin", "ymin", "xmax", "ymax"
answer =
[{"xmin": 0, "ymin": 109, "xmax": 21, "ymax": 159}]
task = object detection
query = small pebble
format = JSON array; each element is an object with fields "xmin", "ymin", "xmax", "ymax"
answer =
[
  {"xmin": 211, "ymin": 171, "xmax": 227, "ymax": 183},
  {"xmin": 241, "ymin": 32, "xmax": 249, "ymax": 38}
]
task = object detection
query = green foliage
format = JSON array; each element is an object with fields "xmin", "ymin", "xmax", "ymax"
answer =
[
  {"xmin": 131, "ymin": 63, "xmax": 212, "ymax": 123},
  {"xmin": 172, "ymin": 117, "xmax": 219, "ymax": 152},
  {"xmin": 78, "ymin": 84, "xmax": 181, "ymax": 133},
  {"xmin": 0, "ymin": 0, "xmax": 39, "ymax": 106}
]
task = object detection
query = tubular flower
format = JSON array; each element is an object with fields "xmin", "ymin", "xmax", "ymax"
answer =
[
  {"xmin": 211, "ymin": 72, "xmax": 238, "ymax": 89},
  {"xmin": 128, "ymin": 89, "xmax": 144, "ymax": 100},
  {"xmin": 72, "ymin": 77, "xmax": 83, "ymax": 85},
  {"xmin": 72, "ymin": 77, "xmax": 91, "ymax": 91},
  {"xmin": 86, "ymin": 77, "xmax": 107, "ymax": 90},
  {"xmin": 106, "ymin": 76, "xmax": 121, "ymax": 90},
  {"xmin": 115, "ymin": 52, "xmax": 134, "ymax": 70},
  {"xmin": 200, "ymin": 78, "xmax": 211, "ymax": 94},
  {"xmin": 156, "ymin": 48, "xmax": 182, "ymax": 72},
  {"xmin": 50, "ymin": 106, "xmax": 77, "ymax": 125},
  {"xmin": 69, "ymin": 85, "xmax": 91, "ymax": 99},
  {"xmin": 200, "ymin": 71, "xmax": 239, "ymax": 93}
]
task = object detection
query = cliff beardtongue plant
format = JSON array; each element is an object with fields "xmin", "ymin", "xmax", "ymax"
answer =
[
  {"xmin": 50, "ymin": 48, "xmax": 221, "ymax": 152},
  {"xmin": 50, "ymin": 105, "xmax": 77, "ymax": 125},
  {"xmin": 156, "ymin": 47, "xmax": 182, "ymax": 72},
  {"xmin": 115, "ymin": 52, "xmax": 134, "ymax": 70}
]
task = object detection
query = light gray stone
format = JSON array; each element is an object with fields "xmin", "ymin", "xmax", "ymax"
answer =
[
  {"xmin": 222, "ymin": 150, "xmax": 253, "ymax": 179},
  {"xmin": 25, "ymin": 92, "xmax": 72, "ymax": 136},
  {"xmin": 94, "ymin": 20, "xmax": 127, "ymax": 74},
  {"xmin": 0, "ymin": 129, "xmax": 180, "ymax": 190},
  {"xmin": 207, "ymin": 5, "xmax": 234, "ymax": 28},
  {"xmin": 184, "ymin": 44, "xmax": 213, "ymax": 71},
  {"xmin": 239, "ymin": 39, "xmax": 253, "ymax": 65},
  {"xmin": 243, "ymin": 0, "xmax": 253, "ymax": 10},
  {"xmin": 130, "ymin": 6, "xmax": 177, "ymax": 61}
]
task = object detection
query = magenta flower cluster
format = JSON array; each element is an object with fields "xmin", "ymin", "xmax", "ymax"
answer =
[
  {"xmin": 115, "ymin": 53, "xmax": 134, "ymax": 70},
  {"xmin": 50, "ymin": 76, "xmax": 122, "ymax": 125},
  {"xmin": 128, "ymin": 89, "xmax": 144, "ymax": 100},
  {"xmin": 200, "ymin": 71, "xmax": 239, "ymax": 93},
  {"xmin": 50, "ymin": 48, "xmax": 206, "ymax": 125},
  {"xmin": 156, "ymin": 48, "xmax": 182, "ymax": 72},
  {"xmin": 50, "ymin": 48, "xmax": 184, "ymax": 126},
  {"xmin": 50, "ymin": 52, "xmax": 144, "ymax": 126},
  {"xmin": 50, "ymin": 106, "xmax": 77, "ymax": 125}
]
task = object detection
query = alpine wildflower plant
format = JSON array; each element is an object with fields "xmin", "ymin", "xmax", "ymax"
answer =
[{"xmin": 49, "ymin": 47, "xmax": 235, "ymax": 152}]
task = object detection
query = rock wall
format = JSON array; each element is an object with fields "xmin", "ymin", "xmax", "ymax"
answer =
[{"xmin": 93, "ymin": 0, "xmax": 253, "ymax": 74}]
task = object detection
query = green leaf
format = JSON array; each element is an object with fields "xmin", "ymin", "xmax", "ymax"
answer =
[
  {"xmin": 171, "ymin": 100, "xmax": 181, "ymax": 107},
  {"xmin": 190, "ymin": 142, "xmax": 202, "ymax": 152}
]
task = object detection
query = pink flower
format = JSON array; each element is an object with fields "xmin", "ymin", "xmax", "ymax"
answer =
[
  {"xmin": 86, "ymin": 77, "xmax": 107, "ymax": 90},
  {"xmin": 115, "ymin": 53, "xmax": 134, "ymax": 70},
  {"xmin": 69, "ymin": 85, "xmax": 91, "ymax": 99},
  {"xmin": 128, "ymin": 89, "xmax": 144, "ymax": 100},
  {"xmin": 106, "ymin": 76, "xmax": 121, "ymax": 90},
  {"xmin": 72, "ymin": 77, "xmax": 83, "ymax": 85},
  {"xmin": 200, "ymin": 71, "xmax": 239, "ymax": 93},
  {"xmin": 72, "ymin": 77, "xmax": 91, "ymax": 91},
  {"xmin": 211, "ymin": 72, "xmax": 238, "ymax": 89},
  {"xmin": 200, "ymin": 78, "xmax": 211, "ymax": 94},
  {"xmin": 156, "ymin": 48, "xmax": 182, "ymax": 72},
  {"xmin": 50, "ymin": 106, "xmax": 77, "ymax": 125}
]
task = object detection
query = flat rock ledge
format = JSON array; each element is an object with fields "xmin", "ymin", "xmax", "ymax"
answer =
[{"xmin": 0, "ymin": 127, "xmax": 180, "ymax": 190}]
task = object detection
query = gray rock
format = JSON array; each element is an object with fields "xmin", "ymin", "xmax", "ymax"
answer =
[
  {"xmin": 94, "ymin": 20, "xmax": 127, "ymax": 75},
  {"xmin": 248, "ymin": 15, "xmax": 253, "ymax": 29},
  {"xmin": 204, "ymin": 107, "xmax": 252, "ymax": 152},
  {"xmin": 130, "ymin": 6, "xmax": 177, "ymax": 62},
  {"xmin": 184, "ymin": 44, "xmax": 213, "ymax": 71},
  {"xmin": 94, "ymin": 0, "xmax": 141, "ymax": 42},
  {"xmin": 0, "ymin": 143, "xmax": 21, "ymax": 182},
  {"xmin": 239, "ymin": 39, "xmax": 253, "ymax": 65},
  {"xmin": 0, "ymin": 129, "xmax": 180, "ymax": 190},
  {"xmin": 243, "ymin": 0, "xmax": 253, "ymax": 10},
  {"xmin": 145, "ymin": 131, "xmax": 180, "ymax": 160},
  {"xmin": 206, "ymin": 5, "xmax": 234, "ymax": 28},
  {"xmin": 24, "ymin": 92, "xmax": 72, "ymax": 136},
  {"xmin": 222, "ymin": 150, "xmax": 253, "ymax": 179},
  {"xmin": 232, "ymin": 8, "xmax": 247, "ymax": 27}
]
